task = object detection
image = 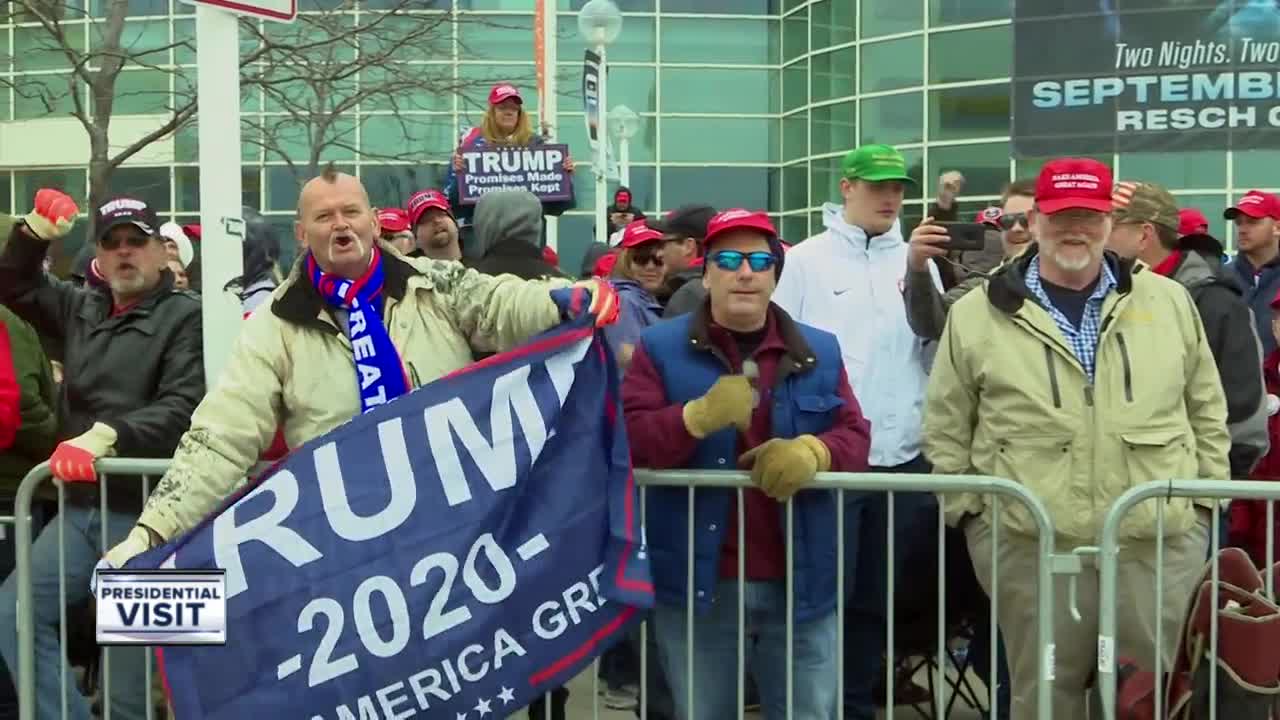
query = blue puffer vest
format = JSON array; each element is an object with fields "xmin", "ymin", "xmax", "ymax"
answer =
[{"xmin": 639, "ymin": 306, "xmax": 851, "ymax": 622}]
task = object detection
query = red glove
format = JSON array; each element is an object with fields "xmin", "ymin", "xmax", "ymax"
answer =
[
  {"xmin": 50, "ymin": 422, "xmax": 117, "ymax": 483},
  {"xmin": 24, "ymin": 189, "xmax": 79, "ymax": 241}
]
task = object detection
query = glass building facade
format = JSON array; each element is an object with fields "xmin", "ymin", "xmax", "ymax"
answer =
[{"xmin": 1, "ymin": 0, "xmax": 1275, "ymax": 274}]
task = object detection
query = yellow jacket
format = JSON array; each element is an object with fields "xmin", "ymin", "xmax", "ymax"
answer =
[
  {"xmin": 924, "ymin": 249, "xmax": 1230, "ymax": 542},
  {"xmin": 138, "ymin": 245, "xmax": 569, "ymax": 540}
]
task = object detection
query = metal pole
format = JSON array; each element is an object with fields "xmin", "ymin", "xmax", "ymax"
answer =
[
  {"xmin": 541, "ymin": 0, "xmax": 560, "ymax": 253},
  {"xmin": 195, "ymin": 4, "xmax": 246, "ymax": 387},
  {"xmin": 619, "ymin": 135, "xmax": 631, "ymax": 188},
  {"xmin": 594, "ymin": 43, "xmax": 610, "ymax": 247}
]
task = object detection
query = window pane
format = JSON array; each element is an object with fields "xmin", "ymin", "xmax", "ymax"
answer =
[
  {"xmin": 861, "ymin": 36, "xmax": 923, "ymax": 92},
  {"xmin": 783, "ymin": 8, "xmax": 807, "ymax": 63},
  {"xmin": 92, "ymin": 0, "xmax": 168, "ymax": 16},
  {"xmin": 258, "ymin": 117, "xmax": 357, "ymax": 164},
  {"xmin": 861, "ymin": 92, "xmax": 923, "ymax": 146},
  {"xmin": 781, "ymin": 215, "xmax": 809, "ymax": 245},
  {"xmin": 176, "ymin": 121, "xmax": 259, "ymax": 163},
  {"xmin": 360, "ymin": 66, "xmax": 455, "ymax": 113},
  {"xmin": 812, "ymin": 101, "xmax": 856, "ymax": 156},
  {"xmin": 1118, "ymin": 151, "xmax": 1226, "ymax": 191},
  {"xmin": 812, "ymin": 0, "xmax": 855, "ymax": 50},
  {"xmin": 929, "ymin": 85, "xmax": 1009, "ymax": 141},
  {"xmin": 553, "ymin": 64, "xmax": 656, "ymax": 117},
  {"xmin": 810, "ymin": 156, "xmax": 841, "ymax": 206},
  {"xmin": 359, "ymin": 115, "xmax": 457, "ymax": 164},
  {"xmin": 783, "ymin": 114, "xmax": 808, "ymax": 161},
  {"xmin": 359, "ymin": 15, "xmax": 453, "ymax": 65},
  {"xmin": 261, "ymin": 74, "xmax": 356, "ymax": 114},
  {"xmin": 659, "ymin": 0, "xmax": 773, "ymax": 11},
  {"xmin": 1015, "ymin": 153, "xmax": 1110, "ymax": 179},
  {"xmin": 555, "ymin": 0, "xmax": 654, "ymax": 10},
  {"xmin": 14, "ymin": 75, "xmax": 79, "ymax": 120},
  {"xmin": 108, "ymin": 167, "xmax": 171, "ymax": 214},
  {"xmin": 552, "ymin": 213, "xmax": 593, "ymax": 279},
  {"xmin": 783, "ymin": 164, "xmax": 807, "ymax": 212},
  {"xmin": 1175, "ymin": 193, "xmax": 1232, "ymax": 250},
  {"xmin": 14, "ymin": 169, "xmax": 87, "ymax": 212},
  {"xmin": 1233, "ymin": 150, "xmax": 1280, "ymax": 190},
  {"xmin": 241, "ymin": 166, "xmax": 263, "ymax": 211},
  {"xmin": 91, "ymin": 19, "xmax": 170, "ymax": 63},
  {"xmin": 783, "ymin": 63, "xmax": 808, "ymax": 112},
  {"xmin": 661, "ymin": 118, "xmax": 774, "ymax": 164},
  {"xmin": 360, "ymin": 165, "xmax": 447, "ymax": 210},
  {"xmin": 903, "ymin": 148, "xmax": 925, "ymax": 201},
  {"xmin": 458, "ymin": 63, "xmax": 539, "ymax": 115},
  {"xmin": 556, "ymin": 15, "xmax": 654, "ymax": 63},
  {"xmin": 14, "ymin": 24, "xmax": 85, "ymax": 72},
  {"xmin": 459, "ymin": 14, "xmax": 533, "ymax": 62},
  {"xmin": 262, "ymin": 13, "xmax": 356, "ymax": 63},
  {"xmin": 928, "ymin": 26, "xmax": 1011, "ymax": 84},
  {"xmin": 661, "ymin": 68, "xmax": 773, "ymax": 114},
  {"xmin": 862, "ymin": 0, "xmax": 923, "ymax": 38},
  {"xmin": 662, "ymin": 18, "xmax": 775, "ymax": 65},
  {"xmin": 265, "ymin": 166, "xmax": 303, "ymax": 212},
  {"xmin": 928, "ymin": 142, "xmax": 1011, "ymax": 197},
  {"xmin": 554, "ymin": 112, "xmax": 655, "ymax": 164},
  {"xmin": 812, "ymin": 46, "xmax": 856, "ymax": 103},
  {"xmin": 661, "ymin": 167, "xmax": 770, "ymax": 213},
  {"xmin": 931, "ymin": 0, "xmax": 1011, "ymax": 26},
  {"xmin": 0, "ymin": 173, "xmax": 10, "ymax": 213},
  {"xmin": 113, "ymin": 69, "xmax": 171, "ymax": 115}
]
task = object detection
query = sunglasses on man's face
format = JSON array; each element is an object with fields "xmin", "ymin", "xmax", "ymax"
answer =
[
  {"xmin": 99, "ymin": 233, "xmax": 152, "ymax": 252},
  {"xmin": 710, "ymin": 250, "xmax": 777, "ymax": 274},
  {"xmin": 998, "ymin": 212, "xmax": 1030, "ymax": 231},
  {"xmin": 631, "ymin": 249, "xmax": 665, "ymax": 267}
]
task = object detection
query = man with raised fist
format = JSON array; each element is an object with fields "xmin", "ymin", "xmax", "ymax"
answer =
[{"xmin": 0, "ymin": 190, "xmax": 205, "ymax": 720}]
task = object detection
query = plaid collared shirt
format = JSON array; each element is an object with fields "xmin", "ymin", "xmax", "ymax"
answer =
[{"xmin": 1024, "ymin": 256, "xmax": 1117, "ymax": 382}]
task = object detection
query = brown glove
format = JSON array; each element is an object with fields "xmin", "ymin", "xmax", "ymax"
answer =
[
  {"xmin": 682, "ymin": 375, "xmax": 754, "ymax": 439},
  {"xmin": 738, "ymin": 435, "xmax": 832, "ymax": 501}
]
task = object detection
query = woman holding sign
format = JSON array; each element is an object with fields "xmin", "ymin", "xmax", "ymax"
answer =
[{"xmin": 443, "ymin": 83, "xmax": 576, "ymax": 254}]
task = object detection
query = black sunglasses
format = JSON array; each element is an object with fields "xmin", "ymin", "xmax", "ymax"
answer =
[
  {"xmin": 711, "ymin": 250, "xmax": 777, "ymax": 273},
  {"xmin": 99, "ymin": 233, "xmax": 152, "ymax": 251},
  {"xmin": 998, "ymin": 212, "xmax": 1030, "ymax": 230},
  {"xmin": 631, "ymin": 249, "xmax": 664, "ymax": 267}
]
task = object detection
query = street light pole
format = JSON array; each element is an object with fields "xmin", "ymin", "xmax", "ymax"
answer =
[
  {"xmin": 578, "ymin": 0, "xmax": 622, "ymax": 247},
  {"xmin": 608, "ymin": 105, "xmax": 640, "ymax": 188}
]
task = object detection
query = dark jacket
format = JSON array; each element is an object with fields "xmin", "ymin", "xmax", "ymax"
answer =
[
  {"xmin": 622, "ymin": 303, "xmax": 871, "ymax": 621},
  {"xmin": 0, "ymin": 223, "xmax": 206, "ymax": 512},
  {"xmin": 659, "ymin": 264, "xmax": 704, "ymax": 319},
  {"xmin": 0, "ymin": 306, "xmax": 58, "ymax": 496},
  {"xmin": 1227, "ymin": 253, "xmax": 1280, "ymax": 356},
  {"xmin": 1168, "ymin": 250, "xmax": 1269, "ymax": 475},
  {"xmin": 469, "ymin": 190, "xmax": 569, "ymax": 282}
]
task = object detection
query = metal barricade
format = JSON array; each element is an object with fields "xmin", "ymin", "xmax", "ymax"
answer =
[
  {"xmin": 1093, "ymin": 479, "xmax": 1280, "ymax": 720},
  {"xmin": 14, "ymin": 458, "xmax": 171, "ymax": 720},
  {"xmin": 11, "ymin": 463, "xmax": 1060, "ymax": 720},
  {"xmin": 634, "ymin": 469, "xmax": 1059, "ymax": 720}
]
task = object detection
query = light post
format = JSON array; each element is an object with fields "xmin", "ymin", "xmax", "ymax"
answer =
[
  {"xmin": 578, "ymin": 0, "xmax": 622, "ymax": 246},
  {"xmin": 608, "ymin": 104, "xmax": 640, "ymax": 187}
]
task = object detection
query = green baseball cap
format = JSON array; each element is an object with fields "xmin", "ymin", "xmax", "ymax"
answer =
[{"xmin": 841, "ymin": 144, "xmax": 916, "ymax": 184}]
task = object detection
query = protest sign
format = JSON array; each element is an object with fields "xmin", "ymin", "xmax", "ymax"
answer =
[
  {"xmin": 134, "ymin": 315, "xmax": 652, "ymax": 719},
  {"xmin": 1013, "ymin": 1, "xmax": 1280, "ymax": 155},
  {"xmin": 457, "ymin": 144, "xmax": 574, "ymax": 206}
]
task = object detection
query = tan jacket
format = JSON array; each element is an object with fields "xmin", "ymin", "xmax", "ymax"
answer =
[
  {"xmin": 139, "ymin": 246, "xmax": 570, "ymax": 539},
  {"xmin": 924, "ymin": 249, "xmax": 1230, "ymax": 542}
]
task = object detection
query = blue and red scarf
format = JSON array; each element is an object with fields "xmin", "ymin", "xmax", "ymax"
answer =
[{"xmin": 307, "ymin": 246, "xmax": 411, "ymax": 413}]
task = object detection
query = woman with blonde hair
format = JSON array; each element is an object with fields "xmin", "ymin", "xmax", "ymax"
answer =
[
  {"xmin": 604, "ymin": 220, "xmax": 666, "ymax": 371},
  {"xmin": 444, "ymin": 83, "xmax": 576, "ymax": 254}
]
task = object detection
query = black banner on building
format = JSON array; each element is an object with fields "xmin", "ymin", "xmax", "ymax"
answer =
[{"xmin": 1013, "ymin": 1, "xmax": 1280, "ymax": 156}]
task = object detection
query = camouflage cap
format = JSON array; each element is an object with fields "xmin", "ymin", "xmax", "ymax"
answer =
[{"xmin": 1111, "ymin": 181, "xmax": 1179, "ymax": 232}]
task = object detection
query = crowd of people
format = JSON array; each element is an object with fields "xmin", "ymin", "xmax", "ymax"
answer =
[{"xmin": 0, "ymin": 81, "xmax": 1278, "ymax": 720}]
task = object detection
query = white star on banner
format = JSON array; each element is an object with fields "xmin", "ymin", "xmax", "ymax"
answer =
[
  {"xmin": 497, "ymin": 687, "xmax": 516, "ymax": 705},
  {"xmin": 455, "ymin": 713, "xmax": 467, "ymax": 720},
  {"xmin": 474, "ymin": 697, "xmax": 492, "ymax": 717}
]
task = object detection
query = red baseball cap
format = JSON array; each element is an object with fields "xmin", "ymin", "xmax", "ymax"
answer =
[
  {"xmin": 1177, "ymin": 208, "xmax": 1210, "ymax": 236},
  {"xmin": 1224, "ymin": 190, "xmax": 1280, "ymax": 221},
  {"xmin": 541, "ymin": 245, "xmax": 559, "ymax": 266},
  {"xmin": 618, "ymin": 219, "xmax": 663, "ymax": 249},
  {"xmin": 406, "ymin": 189, "xmax": 453, "ymax": 227},
  {"xmin": 703, "ymin": 209, "xmax": 778, "ymax": 246},
  {"xmin": 377, "ymin": 208, "xmax": 410, "ymax": 234},
  {"xmin": 1034, "ymin": 158, "xmax": 1114, "ymax": 214},
  {"xmin": 975, "ymin": 206, "xmax": 1003, "ymax": 229},
  {"xmin": 488, "ymin": 83, "xmax": 522, "ymax": 106},
  {"xmin": 593, "ymin": 251, "xmax": 619, "ymax": 277}
]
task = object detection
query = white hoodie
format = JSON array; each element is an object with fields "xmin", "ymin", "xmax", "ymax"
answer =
[{"xmin": 773, "ymin": 203, "xmax": 940, "ymax": 467}]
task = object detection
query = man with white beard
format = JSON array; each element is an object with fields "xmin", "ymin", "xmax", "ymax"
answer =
[{"xmin": 923, "ymin": 158, "xmax": 1230, "ymax": 719}]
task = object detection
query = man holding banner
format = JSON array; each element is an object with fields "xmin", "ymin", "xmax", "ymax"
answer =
[{"xmin": 100, "ymin": 166, "xmax": 618, "ymax": 562}]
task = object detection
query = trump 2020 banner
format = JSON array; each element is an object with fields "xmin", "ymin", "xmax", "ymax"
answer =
[
  {"xmin": 129, "ymin": 315, "xmax": 653, "ymax": 719},
  {"xmin": 456, "ymin": 144, "xmax": 575, "ymax": 206},
  {"xmin": 1013, "ymin": 1, "xmax": 1280, "ymax": 155}
]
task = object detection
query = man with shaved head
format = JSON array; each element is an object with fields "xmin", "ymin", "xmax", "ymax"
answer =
[{"xmin": 100, "ymin": 167, "xmax": 619, "ymax": 561}]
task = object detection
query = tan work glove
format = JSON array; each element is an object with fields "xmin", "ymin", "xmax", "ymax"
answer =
[
  {"xmin": 682, "ymin": 375, "xmax": 754, "ymax": 439},
  {"xmin": 738, "ymin": 434, "xmax": 832, "ymax": 501}
]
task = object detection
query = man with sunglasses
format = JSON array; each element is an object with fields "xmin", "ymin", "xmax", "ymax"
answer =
[
  {"xmin": 0, "ymin": 191, "xmax": 205, "ymax": 720},
  {"xmin": 925, "ymin": 158, "xmax": 1229, "ymax": 720},
  {"xmin": 905, "ymin": 179, "xmax": 1037, "ymax": 342},
  {"xmin": 623, "ymin": 209, "xmax": 870, "ymax": 720}
]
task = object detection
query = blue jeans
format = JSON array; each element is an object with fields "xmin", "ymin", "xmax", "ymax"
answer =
[
  {"xmin": 653, "ymin": 581, "xmax": 838, "ymax": 720},
  {"xmin": 0, "ymin": 505, "xmax": 148, "ymax": 720}
]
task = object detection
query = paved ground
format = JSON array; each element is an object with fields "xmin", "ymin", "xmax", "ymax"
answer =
[{"xmin": 510, "ymin": 663, "xmax": 992, "ymax": 719}]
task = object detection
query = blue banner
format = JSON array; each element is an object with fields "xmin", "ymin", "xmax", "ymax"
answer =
[{"xmin": 131, "ymin": 316, "xmax": 653, "ymax": 719}]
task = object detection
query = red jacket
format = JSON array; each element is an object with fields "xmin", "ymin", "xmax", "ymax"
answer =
[
  {"xmin": 0, "ymin": 322, "xmax": 19, "ymax": 451},
  {"xmin": 1232, "ymin": 348, "xmax": 1280, "ymax": 564}
]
